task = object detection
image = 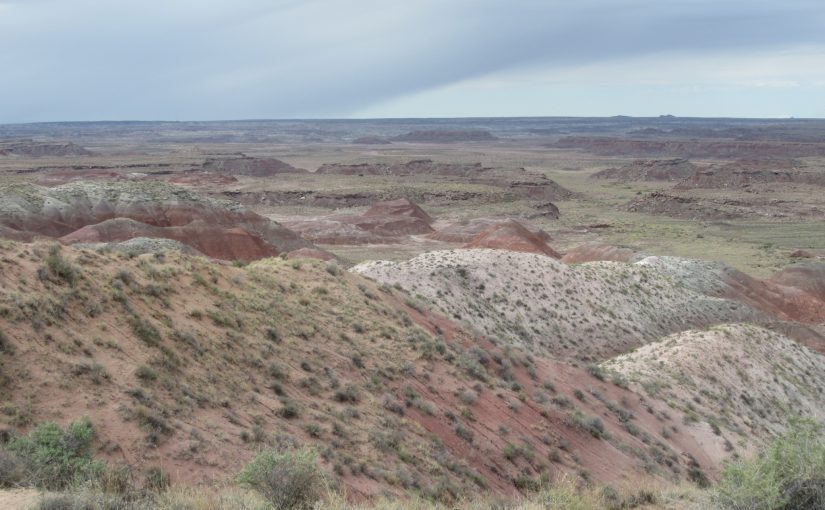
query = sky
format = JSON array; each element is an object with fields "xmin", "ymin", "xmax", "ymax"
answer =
[{"xmin": 1, "ymin": 0, "xmax": 824, "ymax": 122}]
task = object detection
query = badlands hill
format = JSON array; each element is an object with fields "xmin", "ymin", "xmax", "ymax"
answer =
[
  {"xmin": 605, "ymin": 324, "xmax": 825, "ymax": 450},
  {"xmin": 353, "ymin": 249, "xmax": 764, "ymax": 361},
  {"xmin": 0, "ymin": 240, "xmax": 758, "ymax": 498},
  {"xmin": 591, "ymin": 159, "xmax": 700, "ymax": 182},
  {"xmin": 0, "ymin": 181, "xmax": 318, "ymax": 260}
]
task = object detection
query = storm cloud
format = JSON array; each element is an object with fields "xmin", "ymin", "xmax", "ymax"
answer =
[{"xmin": 1, "ymin": 0, "xmax": 824, "ymax": 121}]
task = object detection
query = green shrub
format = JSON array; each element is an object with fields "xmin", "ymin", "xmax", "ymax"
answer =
[
  {"xmin": 44, "ymin": 245, "xmax": 79, "ymax": 286},
  {"xmin": 128, "ymin": 317, "xmax": 161, "ymax": 347},
  {"xmin": 236, "ymin": 448, "xmax": 323, "ymax": 510},
  {"xmin": 715, "ymin": 418, "xmax": 825, "ymax": 510},
  {"xmin": 8, "ymin": 418, "xmax": 104, "ymax": 490}
]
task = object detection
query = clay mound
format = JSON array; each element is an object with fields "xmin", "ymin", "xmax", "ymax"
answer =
[
  {"xmin": 674, "ymin": 159, "xmax": 825, "ymax": 189},
  {"xmin": 429, "ymin": 218, "xmax": 551, "ymax": 243},
  {"xmin": 391, "ymin": 129, "xmax": 497, "ymax": 143},
  {"xmin": 561, "ymin": 243, "xmax": 637, "ymax": 264},
  {"xmin": 592, "ymin": 159, "xmax": 700, "ymax": 181},
  {"xmin": 284, "ymin": 218, "xmax": 398, "ymax": 245},
  {"xmin": 60, "ymin": 218, "xmax": 279, "ymax": 261},
  {"xmin": 202, "ymin": 156, "xmax": 305, "ymax": 176},
  {"xmin": 363, "ymin": 198, "xmax": 433, "ymax": 224},
  {"xmin": 0, "ymin": 181, "xmax": 317, "ymax": 259},
  {"xmin": 75, "ymin": 236, "xmax": 204, "ymax": 257},
  {"xmin": 464, "ymin": 220, "xmax": 560, "ymax": 258},
  {"xmin": 606, "ymin": 324, "xmax": 825, "ymax": 447},
  {"xmin": 0, "ymin": 140, "xmax": 94, "ymax": 157},
  {"xmin": 285, "ymin": 198, "xmax": 433, "ymax": 244},
  {"xmin": 790, "ymin": 249, "xmax": 825, "ymax": 259},
  {"xmin": 167, "ymin": 172, "xmax": 239, "ymax": 185},
  {"xmin": 769, "ymin": 263, "xmax": 825, "ymax": 303},
  {"xmin": 352, "ymin": 136, "xmax": 391, "ymax": 144},
  {"xmin": 529, "ymin": 201, "xmax": 560, "ymax": 219},
  {"xmin": 637, "ymin": 256, "xmax": 825, "ymax": 324},
  {"xmin": 315, "ymin": 162, "xmax": 389, "ymax": 175},
  {"xmin": 353, "ymin": 249, "xmax": 759, "ymax": 360}
]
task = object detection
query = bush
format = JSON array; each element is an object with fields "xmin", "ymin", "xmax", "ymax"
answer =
[
  {"xmin": 236, "ymin": 449, "xmax": 323, "ymax": 510},
  {"xmin": 715, "ymin": 418, "xmax": 825, "ymax": 510},
  {"xmin": 44, "ymin": 245, "xmax": 79, "ymax": 286},
  {"xmin": 8, "ymin": 418, "xmax": 104, "ymax": 490},
  {"xmin": 128, "ymin": 317, "xmax": 161, "ymax": 347},
  {"xmin": 0, "ymin": 449, "xmax": 25, "ymax": 487}
]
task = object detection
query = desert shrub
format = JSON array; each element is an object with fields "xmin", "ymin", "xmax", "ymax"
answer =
[
  {"xmin": 135, "ymin": 365, "xmax": 157, "ymax": 382},
  {"xmin": 333, "ymin": 384, "xmax": 359, "ymax": 403},
  {"xmin": 714, "ymin": 418, "xmax": 825, "ymax": 510},
  {"xmin": 0, "ymin": 329, "xmax": 11, "ymax": 353},
  {"xmin": 8, "ymin": 418, "xmax": 104, "ymax": 490},
  {"xmin": 44, "ymin": 245, "xmax": 79, "ymax": 286},
  {"xmin": 325, "ymin": 261, "xmax": 341, "ymax": 276},
  {"xmin": 144, "ymin": 466, "xmax": 169, "ymax": 492},
  {"xmin": 236, "ymin": 448, "xmax": 323, "ymax": 510},
  {"xmin": 35, "ymin": 492, "xmax": 152, "ymax": 510},
  {"xmin": 0, "ymin": 448, "xmax": 25, "ymax": 487},
  {"xmin": 128, "ymin": 317, "xmax": 161, "ymax": 347}
]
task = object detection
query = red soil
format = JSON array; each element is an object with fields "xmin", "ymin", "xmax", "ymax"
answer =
[
  {"xmin": 463, "ymin": 220, "xmax": 560, "ymax": 258},
  {"xmin": 59, "ymin": 218, "xmax": 280, "ymax": 261}
]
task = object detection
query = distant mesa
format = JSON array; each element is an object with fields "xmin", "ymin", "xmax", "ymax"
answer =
[
  {"xmin": 673, "ymin": 159, "xmax": 825, "ymax": 189},
  {"xmin": 391, "ymin": 129, "xmax": 497, "ymax": 143},
  {"xmin": 463, "ymin": 220, "xmax": 560, "ymax": 257},
  {"xmin": 551, "ymin": 136, "xmax": 825, "ymax": 158},
  {"xmin": 0, "ymin": 140, "xmax": 94, "ymax": 157},
  {"xmin": 202, "ymin": 156, "xmax": 306, "ymax": 176},
  {"xmin": 591, "ymin": 158, "xmax": 699, "ymax": 182},
  {"xmin": 35, "ymin": 168, "xmax": 125, "ymax": 186},
  {"xmin": 352, "ymin": 136, "xmax": 391, "ymax": 145},
  {"xmin": 316, "ymin": 159, "xmax": 487, "ymax": 177}
]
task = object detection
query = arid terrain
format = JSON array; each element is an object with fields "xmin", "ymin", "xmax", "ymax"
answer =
[{"xmin": 1, "ymin": 117, "xmax": 824, "ymax": 509}]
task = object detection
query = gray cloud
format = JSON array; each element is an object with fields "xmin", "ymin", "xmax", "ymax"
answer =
[{"xmin": 0, "ymin": 0, "xmax": 823, "ymax": 121}]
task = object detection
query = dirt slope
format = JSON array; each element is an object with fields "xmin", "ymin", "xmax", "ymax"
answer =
[{"xmin": 0, "ymin": 241, "xmax": 730, "ymax": 497}]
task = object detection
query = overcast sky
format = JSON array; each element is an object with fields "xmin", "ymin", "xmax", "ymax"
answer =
[{"xmin": 1, "ymin": 0, "xmax": 824, "ymax": 122}]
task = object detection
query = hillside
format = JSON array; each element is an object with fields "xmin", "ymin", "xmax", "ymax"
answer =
[
  {"xmin": 605, "ymin": 324, "xmax": 825, "ymax": 454},
  {"xmin": 352, "ymin": 249, "xmax": 761, "ymax": 361},
  {"xmin": 0, "ymin": 240, "xmax": 741, "ymax": 499}
]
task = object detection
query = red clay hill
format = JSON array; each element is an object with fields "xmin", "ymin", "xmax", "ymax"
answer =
[
  {"xmin": 285, "ymin": 198, "xmax": 434, "ymax": 245},
  {"xmin": 463, "ymin": 220, "xmax": 560, "ymax": 258},
  {"xmin": 0, "ymin": 181, "xmax": 322, "ymax": 261}
]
